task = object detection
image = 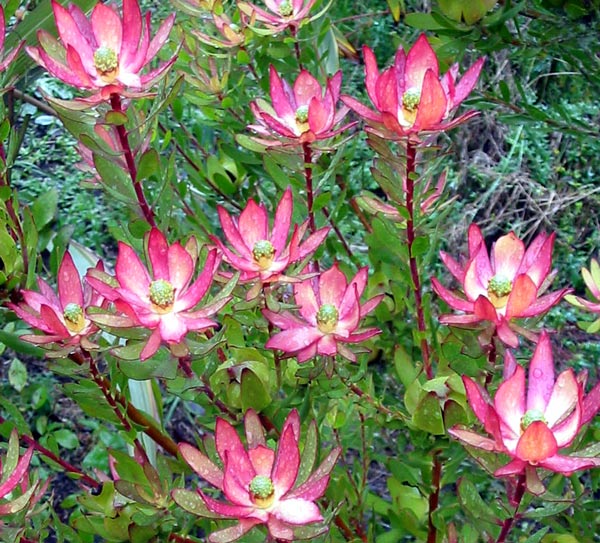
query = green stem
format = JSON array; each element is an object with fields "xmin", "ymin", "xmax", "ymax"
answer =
[
  {"xmin": 109, "ymin": 93, "xmax": 156, "ymax": 227},
  {"xmin": 405, "ymin": 141, "xmax": 432, "ymax": 378}
]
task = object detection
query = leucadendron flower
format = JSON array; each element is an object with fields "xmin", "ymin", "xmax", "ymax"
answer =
[
  {"xmin": 212, "ymin": 187, "xmax": 329, "ymax": 286},
  {"xmin": 342, "ymin": 34, "xmax": 484, "ymax": 140},
  {"xmin": 87, "ymin": 228, "xmax": 227, "ymax": 360},
  {"xmin": 8, "ymin": 251, "xmax": 105, "ymax": 350},
  {"xmin": 26, "ymin": 0, "xmax": 176, "ymax": 102},
  {"xmin": 449, "ymin": 333, "xmax": 600, "ymax": 494},
  {"xmin": 175, "ymin": 409, "xmax": 340, "ymax": 542},
  {"xmin": 432, "ymin": 224, "xmax": 570, "ymax": 347},
  {"xmin": 249, "ymin": 66, "xmax": 355, "ymax": 145},
  {"xmin": 263, "ymin": 263, "xmax": 383, "ymax": 362}
]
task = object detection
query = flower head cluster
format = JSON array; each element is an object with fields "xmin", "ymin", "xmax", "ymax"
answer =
[
  {"xmin": 263, "ymin": 264, "xmax": 383, "ymax": 362},
  {"xmin": 342, "ymin": 34, "xmax": 484, "ymax": 139},
  {"xmin": 87, "ymin": 228, "xmax": 226, "ymax": 360},
  {"xmin": 177, "ymin": 409, "xmax": 340, "ymax": 542},
  {"xmin": 26, "ymin": 0, "xmax": 176, "ymax": 102},
  {"xmin": 432, "ymin": 224, "xmax": 570, "ymax": 347},
  {"xmin": 238, "ymin": 0, "xmax": 317, "ymax": 32},
  {"xmin": 8, "ymin": 251, "xmax": 105, "ymax": 350},
  {"xmin": 450, "ymin": 333, "xmax": 600, "ymax": 493},
  {"xmin": 212, "ymin": 187, "xmax": 329, "ymax": 285},
  {"xmin": 249, "ymin": 66, "xmax": 354, "ymax": 145}
]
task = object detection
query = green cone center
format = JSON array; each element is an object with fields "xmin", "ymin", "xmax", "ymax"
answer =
[
  {"xmin": 249, "ymin": 475, "xmax": 275, "ymax": 508},
  {"xmin": 149, "ymin": 279, "xmax": 175, "ymax": 309},
  {"xmin": 63, "ymin": 303, "xmax": 85, "ymax": 333},
  {"xmin": 295, "ymin": 105, "xmax": 309, "ymax": 123},
  {"xmin": 316, "ymin": 303, "xmax": 339, "ymax": 333},
  {"xmin": 93, "ymin": 46, "xmax": 119, "ymax": 75},
  {"xmin": 279, "ymin": 0, "xmax": 294, "ymax": 16},
  {"xmin": 520, "ymin": 409, "xmax": 547, "ymax": 432},
  {"xmin": 402, "ymin": 88, "xmax": 421, "ymax": 112},
  {"xmin": 252, "ymin": 240, "xmax": 276, "ymax": 270},
  {"xmin": 487, "ymin": 274, "xmax": 512, "ymax": 308}
]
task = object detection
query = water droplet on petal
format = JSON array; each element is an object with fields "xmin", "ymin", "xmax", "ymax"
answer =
[{"xmin": 532, "ymin": 368, "xmax": 543, "ymax": 379}]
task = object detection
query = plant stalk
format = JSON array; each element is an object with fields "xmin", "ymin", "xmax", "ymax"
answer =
[
  {"xmin": 405, "ymin": 141, "xmax": 432, "ymax": 378},
  {"xmin": 109, "ymin": 93, "xmax": 156, "ymax": 227},
  {"xmin": 496, "ymin": 473, "xmax": 527, "ymax": 543},
  {"xmin": 427, "ymin": 451, "xmax": 443, "ymax": 543},
  {"xmin": 302, "ymin": 142, "xmax": 316, "ymax": 235}
]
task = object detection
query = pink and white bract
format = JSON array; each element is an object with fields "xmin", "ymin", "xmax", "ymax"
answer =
[
  {"xmin": 8, "ymin": 251, "xmax": 104, "ymax": 349},
  {"xmin": 178, "ymin": 409, "xmax": 340, "ymax": 542},
  {"xmin": 263, "ymin": 264, "xmax": 383, "ymax": 362},
  {"xmin": 342, "ymin": 34, "xmax": 484, "ymax": 139},
  {"xmin": 432, "ymin": 224, "xmax": 570, "ymax": 347},
  {"xmin": 88, "ymin": 228, "xmax": 226, "ymax": 360},
  {"xmin": 249, "ymin": 66, "xmax": 354, "ymax": 145},
  {"xmin": 449, "ymin": 333, "xmax": 600, "ymax": 493},
  {"xmin": 26, "ymin": 0, "xmax": 176, "ymax": 102},
  {"xmin": 212, "ymin": 187, "xmax": 329, "ymax": 284},
  {"xmin": 238, "ymin": 0, "xmax": 317, "ymax": 32}
]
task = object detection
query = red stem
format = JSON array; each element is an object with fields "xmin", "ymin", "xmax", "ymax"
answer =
[
  {"xmin": 302, "ymin": 142, "xmax": 316, "ymax": 235},
  {"xmin": 109, "ymin": 93, "xmax": 156, "ymax": 227},
  {"xmin": 496, "ymin": 473, "xmax": 526, "ymax": 542},
  {"xmin": 427, "ymin": 451, "xmax": 442, "ymax": 543},
  {"xmin": 0, "ymin": 416, "xmax": 100, "ymax": 489},
  {"xmin": 405, "ymin": 142, "xmax": 432, "ymax": 378}
]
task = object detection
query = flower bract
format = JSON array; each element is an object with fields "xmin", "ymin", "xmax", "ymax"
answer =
[
  {"xmin": 26, "ymin": 0, "xmax": 176, "ymax": 101},
  {"xmin": 87, "ymin": 228, "xmax": 226, "ymax": 360},
  {"xmin": 177, "ymin": 409, "xmax": 340, "ymax": 542},
  {"xmin": 249, "ymin": 66, "xmax": 355, "ymax": 145},
  {"xmin": 341, "ymin": 33, "xmax": 484, "ymax": 139},
  {"xmin": 8, "ymin": 251, "xmax": 104, "ymax": 349},
  {"xmin": 263, "ymin": 263, "xmax": 383, "ymax": 362},
  {"xmin": 432, "ymin": 224, "xmax": 570, "ymax": 347},
  {"xmin": 212, "ymin": 187, "xmax": 329, "ymax": 284},
  {"xmin": 449, "ymin": 332, "xmax": 600, "ymax": 493}
]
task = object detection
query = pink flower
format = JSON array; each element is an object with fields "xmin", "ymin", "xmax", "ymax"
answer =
[
  {"xmin": 8, "ymin": 251, "xmax": 104, "ymax": 348},
  {"xmin": 26, "ymin": 0, "xmax": 176, "ymax": 102},
  {"xmin": 177, "ymin": 409, "xmax": 340, "ymax": 542},
  {"xmin": 432, "ymin": 224, "xmax": 570, "ymax": 347},
  {"xmin": 87, "ymin": 228, "xmax": 226, "ymax": 360},
  {"xmin": 342, "ymin": 34, "xmax": 484, "ymax": 139},
  {"xmin": 0, "ymin": 6, "xmax": 24, "ymax": 73},
  {"xmin": 249, "ymin": 66, "xmax": 355, "ymax": 145},
  {"xmin": 238, "ymin": 0, "xmax": 317, "ymax": 32},
  {"xmin": 449, "ymin": 333, "xmax": 600, "ymax": 493},
  {"xmin": 263, "ymin": 264, "xmax": 383, "ymax": 362},
  {"xmin": 212, "ymin": 187, "xmax": 329, "ymax": 284}
]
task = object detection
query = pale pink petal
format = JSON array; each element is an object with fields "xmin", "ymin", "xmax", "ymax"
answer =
[
  {"xmin": 405, "ymin": 34, "xmax": 439, "ymax": 88},
  {"xmin": 448, "ymin": 427, "xmax": 498, "ymax": 452},
  {"xmin": 215, "ymin": 419, "xmax": 255, "ymax": 484},
  {"xmin": 167, "ymin": 243, "xmax": 194, "ymax": 291},
  {"xmin": 540, "ymin": 454, "xmax": 600, "ymax": 475},
  {"xmin": 265, "ymin": 328, "xmax": 323, "ymax": 354},
  {"xmin": 273, "ymin": 498, "xmax": 322, "ymax": 524},
  {"xmin": 147, "ymin": 228, "xmax": 170, "ymax": 280},
  {"xmin": 217, "ymin": 206, "xmax": 253, "ymax": 257},
  {"xmin": 294, "ymin": 280, "xmax": 319, "ymax": 324},
  {"xmin": 91, "ymin": 3, "xmax": 122, "ymax": 53},
  {"xmin": 269, "ymin": 65, "xmax": 295, "ymax": 119},
  {"xmin": 272, "ymin": 425, "xmax": 300, "ymax": 496},
  {"xmin": 116, "ymin": 242, "xmax": 151, "ymax": 298},
  {"xmin": 505, "ymin": 274, "xmax": 537, "ymax": 318},
  {"xmin": 140, "ymin": 327, "xmax": 162, "ymax": 360},
  {"xmin": 293, "ymin": 70, "xmax": 322, "ymax": 106},
  {"xmin": 544, "ymin": 370, "xmax": 580, "ymax": 428},
  {"xmin": 453, "ymin": 56, "xmax": 485, "ymax": 107},
  {"xmin": 223, "ymin": 455, "xmax": 254, "ymax": 506},
  {"xmin": 248, "ymin": 445, "xmax": 275, "ymax": 477},
  {"xmin": 494, "ymin": 458, "xmax": 526, "ymax": 477},
  {"xmin": 119, "ymin": 0, "xmax": 142, "ymax": 68},
  {"xmin": 58, "ymin": 252, "xmax": 84, "ymax": 307},
  {"xmin": 526, "ymin": 332, "xmax": 555, "ymax": 413},
  {"xmin": 413, "ymin": 69, "xmax": 447, "ymax": 129},
  {"xmin": 491, "ymin": 232, "xmax": 525, "ymax": 280},
  {"xmin": 318, "ymin": 264, "xmax": 347, "ymax": 306},
  {"xmin": 271, "ymin": 188, "xmax": 293, "ymax": 253},
  {"xmin": 494, "ymin": 365, "xmax": 525, "ymax": 437},
  {"xmin": 515, "ymin": 421, "xmax": 557, "ymax": 463},
  {"xmin": 208, "ymin": 518, "xmax": 263, "ymax": 543},
  {"xmin": 239, "ymin": 200, "xmax": 268, "ymax": 247}
]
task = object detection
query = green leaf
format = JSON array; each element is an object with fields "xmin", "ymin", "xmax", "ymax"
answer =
[
  {"xmin": 457, "ymin": 478, "xmax": 499, "ymax": 524},
  {"xmin": 31, "ymin": 189, "xmax": 58, "ymax": 230},
  {"xmin": 8, "ymin": 357, "xmax": 27, "ymax": 392},
  {"xmin": 411, "ymin": 392, "xmax": 445, "ymax": 435},
  {"xmin": 137, "ymin": 149, "xmax": 161, "ymax": 182},
  {"xmin": 53, "ymin": 428, "xmax": 80, "ymax": 450}
]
